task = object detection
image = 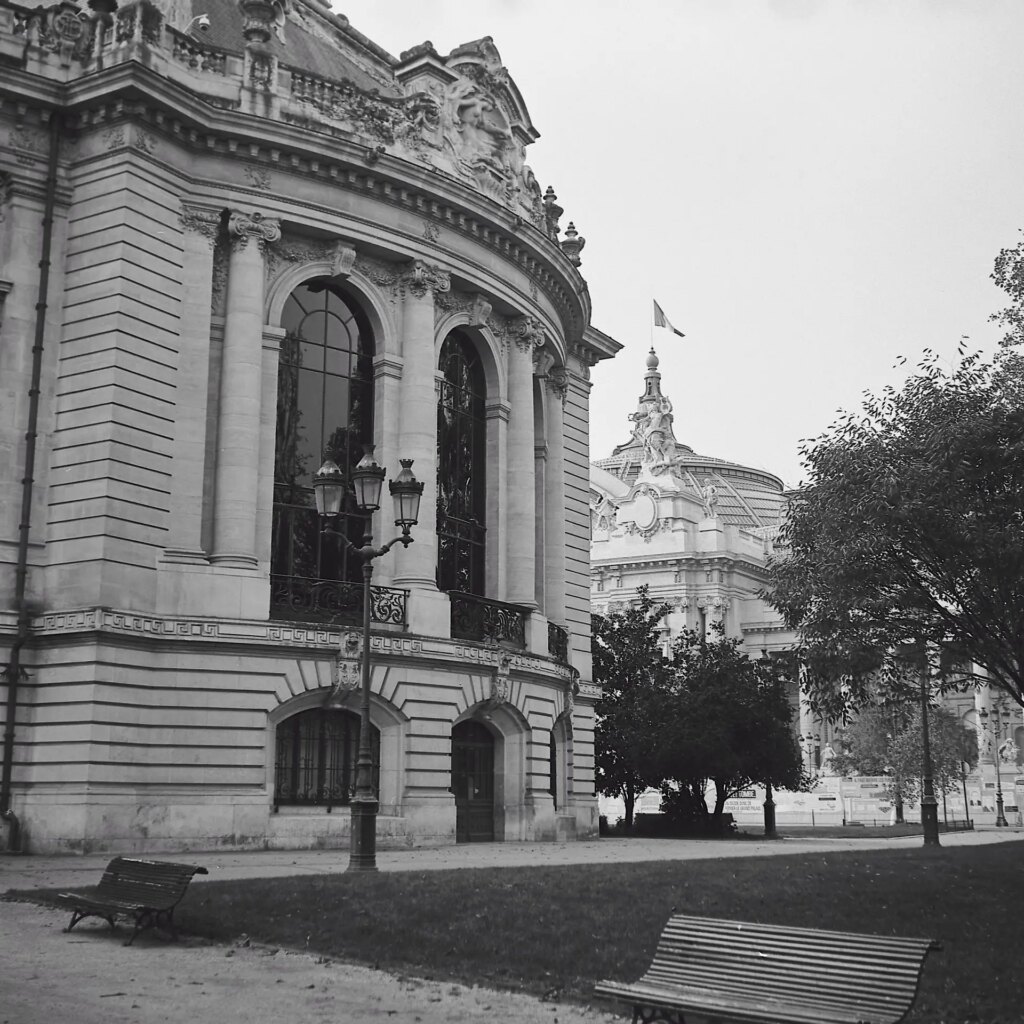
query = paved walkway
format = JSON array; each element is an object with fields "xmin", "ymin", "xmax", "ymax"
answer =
[{"xmin": 3, "ymin": 830, "xmax": 1022, "ymax": 1024}]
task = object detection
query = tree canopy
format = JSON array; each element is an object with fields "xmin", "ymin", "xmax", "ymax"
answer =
[{"xmin": 767, "ymin": 344, "xmax": 1024, "ymax": 717}]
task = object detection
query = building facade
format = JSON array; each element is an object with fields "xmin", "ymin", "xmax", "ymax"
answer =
[
  {"xmin": 590, "ymin": 350, "xmax": 1024, "ymax": 826},
  {"xmin": 0, "ymin": 0, "xmax": 620, "ymax": 853}
]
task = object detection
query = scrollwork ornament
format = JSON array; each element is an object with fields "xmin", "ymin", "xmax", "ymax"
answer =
[
  {"xmin": 513, "ymin": 314, "xmax": 544, "ymax": 353},
  {"xmin": 400, "ymin": 258, "xmax": 450, "ymax": 299},
  {"xmin": 546, "ymin": 368, "xmax": 569, "ymax": 406},
  {"xmin": 228, "ymin": 210, "xmax": 282, "ymax": 250}
]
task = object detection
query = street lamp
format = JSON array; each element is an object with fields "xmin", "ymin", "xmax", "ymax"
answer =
[
  {"xmin": 979, "ymin": 703, "xmax": 1009, "ymax": 827},
  {"xmin": 313, "ymin": 449, "xmax": 423, "ymax": 872}
]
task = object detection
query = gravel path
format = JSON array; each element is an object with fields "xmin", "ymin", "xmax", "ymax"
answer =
[{"xmin": 0, "ymin": 900, "xmax": 620, "ymax": 1024}]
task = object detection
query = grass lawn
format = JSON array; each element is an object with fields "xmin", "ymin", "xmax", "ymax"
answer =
[{"xmin": 17, "ymin": 841, "xmax": 1024, "ymax": 1023}]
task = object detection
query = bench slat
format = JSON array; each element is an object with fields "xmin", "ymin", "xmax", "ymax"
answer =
[{"xmin": 595, "ymin": 914, "xmax": 937, "ymax": 1024}]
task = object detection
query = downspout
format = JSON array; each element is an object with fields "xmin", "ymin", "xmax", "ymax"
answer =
[{"xmin": 1, "ymin": 111, "xmax": 61, "ymax": 853}]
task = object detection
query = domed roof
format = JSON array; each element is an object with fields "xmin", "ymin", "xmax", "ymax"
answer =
[{"xmin": 593, "ymin": 347, "xmax": 786, "ymax": 530}]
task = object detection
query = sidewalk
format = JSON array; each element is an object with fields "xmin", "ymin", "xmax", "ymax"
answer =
[
  {"xmin": 2, "ymin": 827, "xmax": 1020, "ymax": 892},
  {"xmin": 3, "ymin": 830, "xmax": 1022, "ymax": 1024}
]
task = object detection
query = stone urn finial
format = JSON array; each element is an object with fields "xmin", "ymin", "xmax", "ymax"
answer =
[
  {"xmin": 238, "ymin": 0, "xmax": 277, "ymax": 44},
  {"xmin": 560, "ymin": 222, "xmax": 585, "ymax": 267}
]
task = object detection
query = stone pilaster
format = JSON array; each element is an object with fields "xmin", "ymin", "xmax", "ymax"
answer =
[
  {"xmin": 543, "ymin": 367, "xmax": 568, "ymax": 626},
  {"xmin": 506, "ymin": 316, "xmax": 543, "ymax": 608},
  {"xmin": 210, "ymin": 210, "xmax": 280, "ymax": 568},
  {"xmin": 161, "ymin": 205, "xmax": 219, "ymax": 565},
  {"xmin": 393, "ymin": 261, "xmax": 449, "ymax": 630}
]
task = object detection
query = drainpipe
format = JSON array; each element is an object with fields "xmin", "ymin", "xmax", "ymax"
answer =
[{"xmin": 1, "ymin": 112, "xmax": 61, "ymax": 853}]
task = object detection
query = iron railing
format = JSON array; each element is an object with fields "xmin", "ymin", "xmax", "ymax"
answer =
[
  {"xmin": 270, "ymin": 575, "xmax": 407, "ymax": 627},
  {"xmin": 449, "ymin": 592, "xmax": 528, "ymax": 648},
  {"xmin": 547, "ymin": 622, "xmax": 569, "ymax": 663}
]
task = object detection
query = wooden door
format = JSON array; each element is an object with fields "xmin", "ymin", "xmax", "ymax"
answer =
[{"xmin": 452, "ymin": 720, "xmax": 495, "ymax": 843}]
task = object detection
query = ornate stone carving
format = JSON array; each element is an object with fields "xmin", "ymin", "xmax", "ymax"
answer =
[
  {"xmin": 103, "ymin": 124, "xmax": 126, "ymax": 150},
  {"xmin": 331, "ymin": 242, "xmax": 357, "ymax": 279},
  {"xmin": 545, "ymin": 368, "xmax": 569, "ymax": 405},
  {"xmin": 469, "ymin": 293, "xmax": 492, "ymax": 326},
  {"xmin": 9, "ymin": 125, "xmax": 46, "ymax": 165},
  {"xmin": 238, "ymin": 0, "xmax": 287, "ymax": 45},
  {"xmin": 228, "ymin": 210, "xmax": 282, "ymax": 249},
  {"xmin": 179, "ymin": 205, "xmax": 221, "ymax": 243},
  {"xmin": 14, "ymin": 1, "xmax": 93, "ymax": 65},
  {"xmin": 325, "ymin": 630, "xmax": 362, "ymax": 705},
  {"xmin": 244, "ymin": 164, "xmax": 272, "ymax": 190},
  {"xmin": 560, "ymin": 222, "xmax": 585, "ymax": 267},
  {"xmin": 400, "ymin": 259, "xmax": 450, "ymax": 298},
  {"xmin": 513, "ymin": 314, "xmax": 544, "ymax": 353},
  {"xmin": 422, "ymin": 219, "xmax": 440, "ymax": 242},
  {"xmin": 489, "ymin": 649, "xmax": 513, "ymax": 705},
  {"xmin": 354, "ymin": 255, "xmax": 401, "ymax": 294},
  {"xmin": 133, "ymin": 127, "xmax": 156, "ymax": 154}
]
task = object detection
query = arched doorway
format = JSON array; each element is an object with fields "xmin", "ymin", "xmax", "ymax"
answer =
[{"xmin": 452, "ymin": 720, "xmax": 495, "ymax": 843}]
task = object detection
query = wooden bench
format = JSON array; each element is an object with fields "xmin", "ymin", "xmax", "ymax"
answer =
[
  {"xmin": 594, "ymin": 914, "xmax": 940, "ymax": 1024},
  {"xmin": 56, "ymin": 857, "xmax": 208, "ymax": 946}
]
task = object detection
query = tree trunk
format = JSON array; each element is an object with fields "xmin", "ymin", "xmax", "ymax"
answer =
[
  {"xmin": 623, "ymin": 788, "xmax": 636, "ymax": 834},
  {"xmin": 895, "ymin": 792, "xmax": 905, "ymax": 824}
]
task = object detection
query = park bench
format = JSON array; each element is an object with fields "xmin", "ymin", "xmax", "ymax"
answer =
[
  {"xmin": 594, "ymin": 914, "xmax": 940, "ymax": 1024},
  {"xmin": 56, "ymin": 857, "xmax": 208, "ymax": 946}
]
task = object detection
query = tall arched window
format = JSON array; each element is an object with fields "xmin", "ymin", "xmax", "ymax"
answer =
[
  {"xmin": 436, "ymin": 331, "xmax": 486, "ymax": 595},
  {"xmin": 271, "ymin": 281, "xmax": 374, "ymax": 619},
  {"xmin": 273, "ymin": 707, "xmax": 380, "ymax": 808}
]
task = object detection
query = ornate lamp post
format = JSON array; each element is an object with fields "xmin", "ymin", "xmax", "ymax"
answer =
[
  {"xmin": 980, "ymin": 703, "xmax": 1009, "ymax": 827},
  {"xmin": 313, "ymin": 449, "xmax": 423, "ymax": 872}
]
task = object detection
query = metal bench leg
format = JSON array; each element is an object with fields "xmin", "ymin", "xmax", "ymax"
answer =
[{"xmin": 124, "ymin": 910, "xmax": 155, "ymax": 947}]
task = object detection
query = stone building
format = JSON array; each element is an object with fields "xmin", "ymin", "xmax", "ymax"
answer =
[
  {"xmin": 591, "ymin": 349, "xmax": 1024, "ymax": 825},
  {"xmin": 0, "ymin": 0, "xmax": 620, "ymax": 853}
]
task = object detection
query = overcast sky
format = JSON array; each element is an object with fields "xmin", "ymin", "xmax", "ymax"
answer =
[{"xmin": 344, "ymin": 0, "xmax": 1024, "ymax": 487}]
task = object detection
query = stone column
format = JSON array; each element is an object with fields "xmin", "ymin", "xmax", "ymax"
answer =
[
  {"xmin": 393, "ymin": 261, "xmax": 449, "ymax": 632},
  {"xmin": 506, "ymin": 317, "xmax": 542, "ymax": 608},
  {"xmin": 974, "ymin": 666, "xmax": 993, "ymax": 765},
  {"xmin": 210, "ymin": 210, "xmax": 279, "ymax": 568},
  {"xmin": 543, "ymin": 367, "xmax": 569, "ymax": 627}
]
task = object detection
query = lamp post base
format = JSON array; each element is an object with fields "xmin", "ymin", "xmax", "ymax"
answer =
[
  {"xmin": 921, "ymin": 796, "xmax": 940, "ymax": 847},
  {"xmin": 347, "ymin": 798, "xmax": 379, "ymax": 872}
]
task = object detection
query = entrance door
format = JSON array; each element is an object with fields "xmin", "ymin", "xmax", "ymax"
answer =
[{"xmin": 452, "ymin": 720, "xmax": 495, "ymax": 843}]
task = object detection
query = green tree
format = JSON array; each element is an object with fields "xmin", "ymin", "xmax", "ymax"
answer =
[
  {"xmin": 831, "ymin": 702, "xmax": 916, "ymax": 822},
  {"xmin": 888, "ymin": 706, "xmax": 979, "ymax": 806},
  {"xmin": 650, "ymin": 628, "xmax": 803, "ymax": 833},
  {"xmin": 593, "ymin": 588, "xmax": 672, "ymax": 832},
  {"xmin": 767, "ymin": 342, "xmax": 1024, "ymax": 718}
]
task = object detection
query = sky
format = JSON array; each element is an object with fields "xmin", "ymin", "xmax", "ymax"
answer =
[{"xmin": 342, "ymin": 0, "xmax": 1024, "ymax": 487}]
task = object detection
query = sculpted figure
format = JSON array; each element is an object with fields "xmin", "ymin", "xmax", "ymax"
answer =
[{"xmin": 701, "ymin": 478, "xmax": 719, "ymax": 519}]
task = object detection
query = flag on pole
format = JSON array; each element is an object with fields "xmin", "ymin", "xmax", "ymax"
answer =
[{"xmin": 653, "ymin": 300, "xmax": 685, "ymax": 338}]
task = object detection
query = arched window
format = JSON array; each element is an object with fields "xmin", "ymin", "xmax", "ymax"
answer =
[
  {"xmin": 271, "ymin": 281, "xmax": 374, "ymax": 619},
  {"xmin": 273, "ymin": 707, "xmax": 380, "ymax": 808},
  {"xmin": 437, "ymin": 330, "xmax": 486, "ymax": 595}
]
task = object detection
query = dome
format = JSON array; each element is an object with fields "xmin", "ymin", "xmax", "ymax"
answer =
[{"xmin": 595, "ymin": 347, "xmax": 786, "ymax": 529}]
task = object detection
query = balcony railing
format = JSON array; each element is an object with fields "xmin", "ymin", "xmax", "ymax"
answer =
[
  {"xmin": 271, "ymin": 575, "xmax": 407, "ymax": 627},
  {"xmin": 547, "ymin": 622, "xmax": 569, "ymax": 663},
  {"xmin": 449, "ymin": 592, "xmax": 528, "ymax": 648}
]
